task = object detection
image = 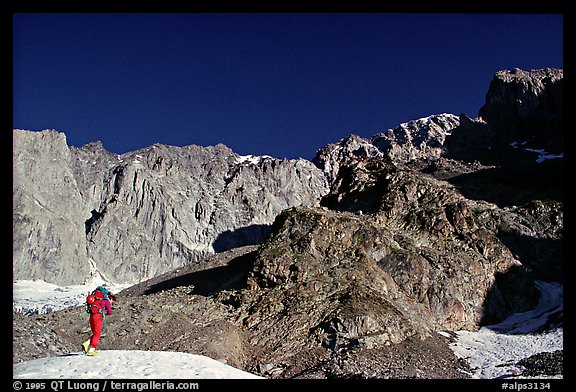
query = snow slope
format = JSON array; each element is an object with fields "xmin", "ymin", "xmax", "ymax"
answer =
[
  {"xmin": 449, "ymin": 281, "xmax": 563, "ymax": 379},
  {"xmin": 13, "ymin": 350, "xmax": 263, "ymax": 379},
  {"xmin": 13, "ymin": 280, "xmax": 264, "ymax": 379}
]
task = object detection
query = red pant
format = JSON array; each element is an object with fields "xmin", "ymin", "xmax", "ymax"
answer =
[{"xmin": 89, "ymin": 313, "xmax": 104, "ymax": 349}]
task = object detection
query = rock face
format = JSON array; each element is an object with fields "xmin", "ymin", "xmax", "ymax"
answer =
[
  {"xmin": 13, "ymin": 130, "xmax": 91, "ymax": 285},
  {"xmin": 478, "ymin": 68, "xmax": 563, "ymax": 154},
  {"xmin": 82, "ymin": 144, "xmax": 328, "ymax": 283},
  {"xmin": 13, "ymin": 134, "xmax": 328, "ymax": 285}
]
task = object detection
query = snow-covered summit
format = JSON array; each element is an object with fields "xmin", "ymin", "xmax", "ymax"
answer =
[
  {"xmin": 312, "ymin": 113, "xmax": 461, "ymax": 182},
  {"xmin": 234, "ymin": 153, "xmax": 274, "ymax": 165},
  {"xmin": 370, "ymin": 113, "xmax": 460, "ymax": 154},
  {"xmin": 395, "ymin": 112, "xmax": 460, "ymax": 130}
]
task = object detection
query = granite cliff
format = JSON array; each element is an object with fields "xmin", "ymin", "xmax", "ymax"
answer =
[{"xmin": 13, "ymin": 134, "xmax": 328, "ymax": 285}]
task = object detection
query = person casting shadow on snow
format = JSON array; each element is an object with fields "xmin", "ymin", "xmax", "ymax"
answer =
[{"xmin": 82, "ymin": 286, "xmax": 116, "ymax": 356}]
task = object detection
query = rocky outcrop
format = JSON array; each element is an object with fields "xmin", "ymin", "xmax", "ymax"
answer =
[
  {"xmin": 237, "ymin": 157, "xmax": 537, "ymax": 356},
  {"xmin": 480, "ymin": 200, "xmax": 563, "ymax": 283},
  {"xmin": 478, "ymin": 68, "xmax": 563, "ymax": 154},
  {"xmin": 441, "ymin": 69, "xmax": 562, "ymax": 169},
  {"xmin": 13, "ymin": 131, "xmax": 329, "ymax": 285},
  {"xmin": 516, "ymin": 350, "xmax": 563, "ymax": 377},
  {"xmin": 312, "ymin": 134, "xmax": 382, "ymax": 184}
]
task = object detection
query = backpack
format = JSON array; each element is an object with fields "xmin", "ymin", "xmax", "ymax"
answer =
[{"xmin": 85, "ymin": 286, "xmax": 109, "ymax": 315}]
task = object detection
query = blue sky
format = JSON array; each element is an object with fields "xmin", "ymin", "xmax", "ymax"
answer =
[{"xmin": 13, "ymin": 13, "xmax": 563, "ymax": 159}]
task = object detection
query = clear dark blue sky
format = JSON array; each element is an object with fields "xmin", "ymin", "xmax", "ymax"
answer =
[{"xmin": 13, "ymin": 13, "xmax": 563, "ymax": 159}]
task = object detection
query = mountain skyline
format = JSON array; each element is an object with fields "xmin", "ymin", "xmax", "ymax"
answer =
[{"xmin": 12, "ymin": 13, "xmax": 563, "ymax": 160}]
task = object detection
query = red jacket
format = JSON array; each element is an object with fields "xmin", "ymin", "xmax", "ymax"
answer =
[
  {"xmin": 90, "ymin": 298, "xmax": 112, "ymax": 316},
  {"xmin": 89, "ymin": 290, "xmax": 113, "ymax": 316}
]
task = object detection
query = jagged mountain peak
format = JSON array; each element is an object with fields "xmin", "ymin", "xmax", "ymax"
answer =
[
  {"xmin": 313, "ymin": 113, "xmax": 462, "ymax": 183},
  {"xmin": 382, "ymin": 112, "xmax": 460, "ymax": 131},
  {"xmin": 494, "ymin": 67, "xmax": 563, "ymax": 84}
]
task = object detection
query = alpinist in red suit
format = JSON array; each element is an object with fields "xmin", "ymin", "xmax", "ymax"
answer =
[{"xmin": 82, "ymin": 286, "xmax": 115, "ymax": 356}]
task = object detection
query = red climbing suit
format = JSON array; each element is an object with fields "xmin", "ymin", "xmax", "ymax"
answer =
[{"xmin": 88, "ymin": 290, "xmax": 112, "ymax": 349}]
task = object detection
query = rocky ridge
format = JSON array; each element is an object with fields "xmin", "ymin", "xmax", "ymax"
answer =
[
  {"xmin": 13, "ymin": 68, "xmax": 563, "ymax": 378},
  {"xmin": 313, "ymin": 113, "xmax": 461, "ymax": 183},
  {"xmin": 13, "ymin": 134, "xmax": 328, "ymax": 285}
]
